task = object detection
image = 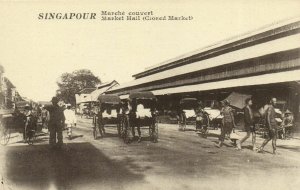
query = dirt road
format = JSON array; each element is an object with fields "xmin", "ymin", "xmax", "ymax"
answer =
[{"xmin": 1, "ymin": 117, "xmax": 300, "ymax": 190}]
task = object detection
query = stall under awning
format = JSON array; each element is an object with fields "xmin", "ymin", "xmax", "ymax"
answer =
[
  {"xmin": 224, "ymin": 92, "xmax": 252, "ymax": 109},
  {"xmin": 151, "ymin": 70, "xmax": 300, "ymax": 96}
]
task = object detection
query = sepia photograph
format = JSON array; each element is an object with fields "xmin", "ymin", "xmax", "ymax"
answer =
[{"xmin": 0, "ymin": 0, "xmax": 300, "ymax": 189}]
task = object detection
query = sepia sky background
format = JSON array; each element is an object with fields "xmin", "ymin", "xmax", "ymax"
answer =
[{"xmin": 0, "ymin": 0, "xmax": 299, "ymax": 101}]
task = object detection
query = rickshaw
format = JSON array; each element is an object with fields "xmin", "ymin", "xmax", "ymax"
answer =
[
  {"xmin": 93, "ymin": 94, "xmax": 122, "ymax": 139},
  {"xmin": 178, "ymin": 98, "xmax": 210, "ymax": 134},
  {"xmin": 203, "ymin": 100, "xmax": 223, "ymax": 130},
  {"xmin": 0, "ymin": 102, "xmax": 36, "ymax": 145},
  {"xmin": 15, "ymin": 101, "xmax": 38, "ymax": 145},
  {"xmin": 0, "ymin": 109, "xmax": 15, "ymax": 145},
  {"xmin": 122, "ymin": 91, "xmax": 158, "ymax": 143}
]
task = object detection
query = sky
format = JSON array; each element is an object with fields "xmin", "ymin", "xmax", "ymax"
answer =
[{"xmin": 0, "ymin": 0, "xmax": 299, "ymax": 101}]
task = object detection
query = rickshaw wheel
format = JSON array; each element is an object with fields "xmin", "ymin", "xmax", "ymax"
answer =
[
  {"xmin": 93, "ymin": 121, "xmax": 98, "ymax": 140},
  {"xmin": 151, "ymin": 122, "xmax": 158, "ymax": 143},
  {"xmin": 119, "ymin": 118, "xmax": 124, "ymax": 138},
  {"xmin": 122, "ymin": 116, "xmax": 131, "ymax": 144},
  {"xmin": 0, "ymin": 127, "xmax": 10, "ymax": 146},
  {"xmin": 117, "ymin": 123, "xmax": 121, "ymax": 138},
  {"xmin": 93, "ymin": 127, "xmax": 97, "ymax": 139}
]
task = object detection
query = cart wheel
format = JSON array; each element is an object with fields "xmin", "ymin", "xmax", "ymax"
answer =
[
  {"xmin": 93, "ymin": 117, "xmax": 98, "ymax": 140},
  {"xmin": 92, "ymin": 127, "xmax": 96, "ymax": 139},
  {"xmin": 123, "ymin": 116, "xmax": 131, "ymax": 144},
  {"xmin": 0, "ymin": 127, "xmax": 10, "ymax": 146},
  {"xmin": 117, "ymin": 123, "xmax": 121, "ymax": 138},
  {"xmin": 119, "ymin": 119, "xmax": 124, "ymax": 138},
  {"xmin": 151, "ymin": 122, "xmax": 158, "ymax": 143}
]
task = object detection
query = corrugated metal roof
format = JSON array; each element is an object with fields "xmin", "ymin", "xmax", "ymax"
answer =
[
  {"xmin": 110, "ymin": 33, "xmax": 300, "ymax": 93},
  {"xmin": 137, "ymin": 17, "xmax": 300, "ymax": 78}
]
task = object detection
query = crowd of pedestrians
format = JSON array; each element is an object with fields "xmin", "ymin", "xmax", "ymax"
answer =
[
  {"xmin": 28, "ymin": 95, "xmax": 290, "ymax": 155},
  {"xmin": 214, "ymin": 97, "xmax": 281, "ymax": 155}
]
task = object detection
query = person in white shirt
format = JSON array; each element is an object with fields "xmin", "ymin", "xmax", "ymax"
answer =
[{"xmin": 64, "ymin": 104, "xmax": 77, "ymax": 139}]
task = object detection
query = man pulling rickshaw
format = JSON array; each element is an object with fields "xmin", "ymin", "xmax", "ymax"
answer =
[
  {"xmin": 93, "ymin": 94, "xmax": 122, "ymax": 139},
  {"xmin": 122, "ymin": 92, "xmax": 158, "ymax": 143}
]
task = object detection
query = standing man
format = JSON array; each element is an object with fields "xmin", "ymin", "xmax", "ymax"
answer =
[
  {"xmin": 64, "ymin": 104, "xmax": 77, "ymax": 140},
  {"xmin": 23, "ymin": 104, "xmax": 32, "ymax": 142},
  {"xmin": 237, "ymin": 98, "xmax": 256, "ymax": 150},
  {"xmin": 45, "ymin": 97, "xmax": 65, "ymax": 149},
  {"xmin": 257, "ymin": 97, "xmax": 278, "ymax": 154},
  {"xmin": 215, "ymin": 100, "xmax": 236, "ymax": 148}
]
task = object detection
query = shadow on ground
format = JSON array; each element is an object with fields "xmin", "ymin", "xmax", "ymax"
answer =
[{"xmin": 4, "ymin": 142, "xmax": 144, "ymax": 190}]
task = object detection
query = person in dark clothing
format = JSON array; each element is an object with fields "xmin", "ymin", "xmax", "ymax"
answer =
[
  {"xmin": 237, "ymin": 98, "xmax": 256, "ymax": 150},
  {"xmin": 257, "ymin": 97, "xmax": 278, "ymax": 154},
  {"xmin": 215, "ymin": 100, "xmax": 236, "ymax": 148},
  {"xmin": 45, "ymin": 97, "xmax": 65, "ymax": 148}
]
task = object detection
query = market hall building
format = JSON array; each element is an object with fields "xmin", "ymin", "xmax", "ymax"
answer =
[{"xmin": 107, "ymin": 18, "xmax": 300, "ymax": 123}]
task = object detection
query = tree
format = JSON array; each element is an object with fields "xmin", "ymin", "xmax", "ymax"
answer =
[{"xmin": 56, "ymin": 69, "xmax": 101, "ymax": 106}]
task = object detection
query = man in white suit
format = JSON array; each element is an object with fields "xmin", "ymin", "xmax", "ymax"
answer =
[{"xmin": 64, "ymin": 104, "xmax": 77, "ymax": 140}]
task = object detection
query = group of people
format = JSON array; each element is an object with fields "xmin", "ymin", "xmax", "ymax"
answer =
[
  {"xmin": 28, "ymin": 96, "xmax": 291, "ymax": 153},
  {"xmin": 213, "ymin": 97, "xmax": 283, "ymax": 155},
  {"xmin": 30, "ymin": 97, "xmax": 77, "ymax": 148}
]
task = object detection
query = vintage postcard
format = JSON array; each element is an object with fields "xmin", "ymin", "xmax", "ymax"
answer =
[{"xmin": 0, "ymin": 0, "xmax": 300, "ymax": 190}]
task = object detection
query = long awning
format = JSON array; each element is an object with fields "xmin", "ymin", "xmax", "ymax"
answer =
[
  {"xmin": 151, "ymin": 70, "xmax": 300, "ymax": 96},
  {"xmin": 111, "ymin": 33, "xmax": 300, "ymax": 92}
]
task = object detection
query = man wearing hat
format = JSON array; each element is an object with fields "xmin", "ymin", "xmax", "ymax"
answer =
[{"xmin": 45, "ymin": 97, "xmax": 65, "ymax": 148}]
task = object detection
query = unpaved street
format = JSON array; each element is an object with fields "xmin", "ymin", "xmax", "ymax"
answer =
[{"xmin": 1, "ymin": 117, "xmax": 300, "ymax": 190}]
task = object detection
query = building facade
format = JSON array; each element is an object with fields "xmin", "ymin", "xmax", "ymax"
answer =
[
  {"xmin": 0, "ymin": 65, "xmax": 23, "ymax": 109},
  {"xmin": 107, "ymin": 18, "xmax": 300, "ymax": 122}
]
